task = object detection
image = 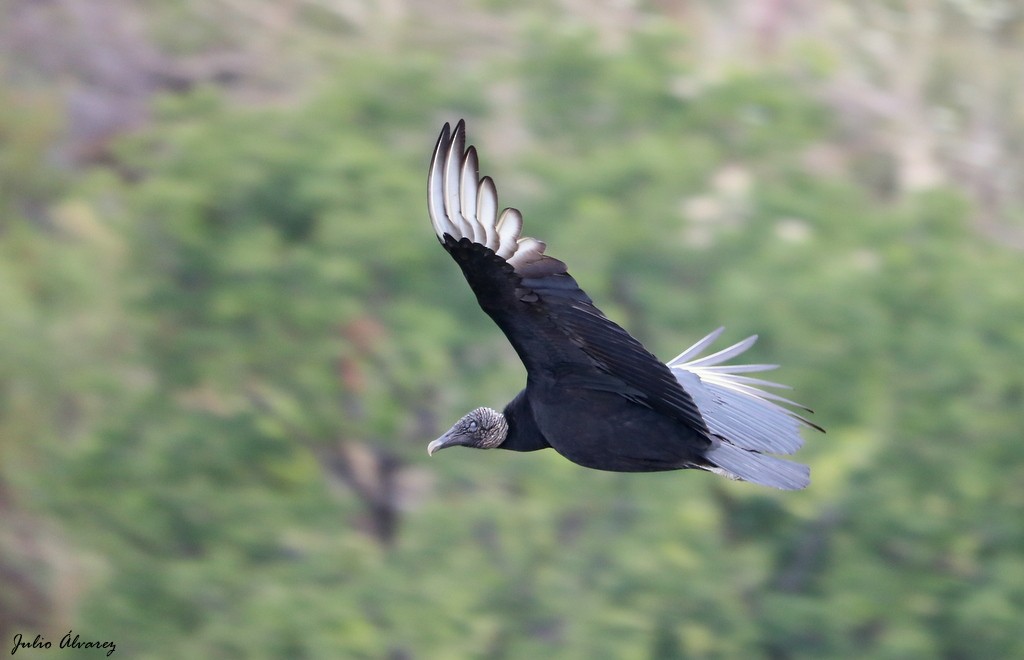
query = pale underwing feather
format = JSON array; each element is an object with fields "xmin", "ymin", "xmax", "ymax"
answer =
[
  {"xmin": 427, "ymin": 120, "xmax": 543, "ymax": 267},
  {"xmin": 496, "ymin": 208, "xmax": 522, "ymax": 259},
  {"xmin": 508, "ymin": 237, "xmax": 546, "ymax": 270},
  {"xmin": 459, "ymin": 147, "xmax": 481, "ymax": 242},
  {"xmin": 427, "ymin": 128, "xmax": 451, "ymax": 239},
  {"xmin": 477, "ymin": 177, "xmax": 498, "ymax": 248}
]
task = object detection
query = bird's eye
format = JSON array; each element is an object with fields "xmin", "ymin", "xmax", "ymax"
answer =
[{"xmin": 468, "ymin": 420, "xmax": 479, "ymax": 432}]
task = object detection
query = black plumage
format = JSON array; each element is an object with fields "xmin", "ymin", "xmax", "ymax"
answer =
[{"xmin": 426, "ymin": 121, "xmax": 822, "ymax": 490}]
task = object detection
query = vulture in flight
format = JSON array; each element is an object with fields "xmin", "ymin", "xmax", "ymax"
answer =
[{"xmin": 425, "ymin": 121, "xmax": 821, "ymax": 490}]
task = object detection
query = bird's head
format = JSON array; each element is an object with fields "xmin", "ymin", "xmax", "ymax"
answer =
[{"xmin": 427, "ymin": 407, "xmax": 508, "ymax": 455}]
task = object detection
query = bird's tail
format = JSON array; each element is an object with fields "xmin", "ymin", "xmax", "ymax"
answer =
[{"xmin": 667, "ymin": 327, "xmax": 821, "ymax": 490}]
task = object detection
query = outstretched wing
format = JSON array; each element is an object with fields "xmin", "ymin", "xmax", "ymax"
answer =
[
  {"xmin": 668, "ymin": 328, "xmax": 823, "ymax": 489},
  {"xmin": 428, "ymin": 120, "xmax": 707, "ymax": 433}
]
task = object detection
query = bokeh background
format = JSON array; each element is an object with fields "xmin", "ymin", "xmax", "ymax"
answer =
[{"xmin": 2, "ymin": 0, "xmax": 1023, "ymax": 657}]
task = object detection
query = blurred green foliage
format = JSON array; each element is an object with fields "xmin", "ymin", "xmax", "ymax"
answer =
[{"xmin": 2, "ymin": 8, "xmax": 1024, "ymax": 660}]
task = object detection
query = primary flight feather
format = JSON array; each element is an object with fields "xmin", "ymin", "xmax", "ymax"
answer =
[{"xmin": 426, "ymin": 120, "xmax": 821, "ymax": 490}]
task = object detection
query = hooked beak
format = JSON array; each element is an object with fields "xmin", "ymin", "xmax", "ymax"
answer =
[{"xmin": 427, "ymin": 430, "xmax": 457, "ymax": 456}]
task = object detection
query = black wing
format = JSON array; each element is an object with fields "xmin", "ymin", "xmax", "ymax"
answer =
[{"xmin": 428, "ymin": 121, "xmax": 708, "ymax": 433}]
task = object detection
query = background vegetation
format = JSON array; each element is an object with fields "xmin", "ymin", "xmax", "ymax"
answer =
[{"xmin": 2, "ymin": 0, "xmax": 1023, "ymax": 657}]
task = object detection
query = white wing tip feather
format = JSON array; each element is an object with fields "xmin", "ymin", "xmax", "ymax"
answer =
[{"xmin": 427, "ymin": 120, "xmax": 539, "ymax": 266}]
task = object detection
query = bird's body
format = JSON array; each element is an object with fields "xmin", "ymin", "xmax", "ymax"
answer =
[
  {"xmin": 526, "ymin": 385, "xmax": 709, "ymax": 472},
  {"xmin": 426, "ymin": 121, "xmax": 821, "ymax": 489}
]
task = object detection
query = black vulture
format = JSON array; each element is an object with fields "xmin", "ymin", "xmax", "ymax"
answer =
[{"xmin": 425, "ymin": 121, "xmax": 822, "ymax": 490}]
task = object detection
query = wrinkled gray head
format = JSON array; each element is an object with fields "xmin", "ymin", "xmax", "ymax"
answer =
[{"xmin": 427, "ymin": 407, "xmax": 508, "ymax": 455}]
